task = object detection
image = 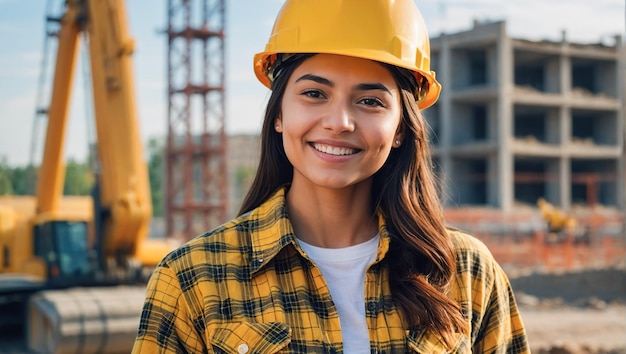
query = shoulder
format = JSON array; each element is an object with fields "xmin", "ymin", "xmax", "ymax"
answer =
[
  {"xmin": 155, "ymin": 188, "xmax": 291, "ymax": 274},
  {"xmin": 447, "ymin": 228, "xmax": 501, "ymax": 284},
  {"xmin": 446, "ymin": 230, "xmax": 529, "ymax": 352},
  {"xmin": 448, "ymin": 228, "xmax": 494, "ymax": 260},
  {"xmin": 446, "ymin": 228, "xmax": 518, "ymax": 306},
  {"xmin": 159, "ymin": 212, "xmax": 256, "ymax": 271}
]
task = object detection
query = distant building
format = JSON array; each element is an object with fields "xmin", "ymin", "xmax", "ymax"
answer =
[
  {"xmin": 428, "ymin": 20, "xmax": 625, "ymax": 213},
  {"xmin": 226, "ymin": 134, "xmax": 260, "ymax": 218}
]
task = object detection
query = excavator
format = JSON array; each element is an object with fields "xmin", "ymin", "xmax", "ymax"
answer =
[
  {"xmin": 0, "ymin": 0, "xmax": 175, "ymax": 352},
  {"xmin": 537, "ymin": 198, "xmax": 588, "ymax": 245}
]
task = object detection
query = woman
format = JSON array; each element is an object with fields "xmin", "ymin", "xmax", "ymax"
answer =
[{"xmin": 133, "ymin": 1, "xmax": 529, "ymax": 353}]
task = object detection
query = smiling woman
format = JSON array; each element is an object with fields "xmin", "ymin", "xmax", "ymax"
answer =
[{"xmin": 132, "ymin": 1, "xmax": 530, "ymax": 353}]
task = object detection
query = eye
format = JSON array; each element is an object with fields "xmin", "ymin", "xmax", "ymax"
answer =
[
  {"xmin": 358, "ymin": 97, "xmax": 384, "ymax": 107},
  {"xmin": 301, "ymin": 89, "xmax": 326, "ymax": 99}
]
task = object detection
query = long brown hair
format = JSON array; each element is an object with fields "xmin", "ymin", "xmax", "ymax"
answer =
[
  {"xmin": 239, "ymin": 54, "xmax": 312, "ymax": 213},
  {"xmin": 239, "ymin": 54, "xmax": 466, "ymax": 346}
]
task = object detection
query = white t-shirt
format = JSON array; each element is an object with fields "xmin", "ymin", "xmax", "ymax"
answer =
[{"xmin": 297, "ymin": 234, "xmax": 380, "ymax": 354}]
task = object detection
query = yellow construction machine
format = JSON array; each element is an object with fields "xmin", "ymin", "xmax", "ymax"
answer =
[
  {"xmin": 537, "ymin": 198, "xmax": 588, "ymax": 244},
  {"xmin": 0, "ymin": 0, "xmax": 174, "ymax": 352}
]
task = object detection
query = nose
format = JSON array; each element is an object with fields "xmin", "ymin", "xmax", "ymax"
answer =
[{"xmin": 322, "ymin": 101, "xmax": 355, "ymax": 134}]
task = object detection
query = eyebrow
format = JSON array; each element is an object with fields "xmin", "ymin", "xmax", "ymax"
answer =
[
  {"xmin": 295, "ymin": 74, "xmax": 333, "ymax": 86},
  {"xmin": 356, "ymin": 83, "xmax": 391, "ymax": 94},
  {"xmin": 295, "ymin": 74, "xmax": 391, "ymax": 94}
]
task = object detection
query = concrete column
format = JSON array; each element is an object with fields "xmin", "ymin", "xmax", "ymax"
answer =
[
  {"xmin": 617, "ymin": 36, "xmax": 625, "ymax": 211},
  {"xmin": 559, "ymin": 47, "xmax": 573, "ymax": 209},
  {"xmin": 560, "ymin": 46, "xmax": 572, "ymax": 99},
  {"xmin": 560, "ymin": 156, "xmax": 571, "ymax": 210},
  {"xmin": 560, "ymin": 106, "xmax": 572, "ymax": 209},
  {"xmin": 496, "ymin": 23, "xmax": 514, "ymax": 212}
]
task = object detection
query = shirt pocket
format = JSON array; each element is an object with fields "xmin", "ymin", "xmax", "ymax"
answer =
[
  {"xmin": 210, "ymin": 322, "xmax": 291, "ymax": 354},
  {"xmin": 406, "ymin": 330, "xmax": 470, "ymax": 354}
]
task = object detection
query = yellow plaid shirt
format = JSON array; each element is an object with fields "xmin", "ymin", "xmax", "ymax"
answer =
[{"xmin": 133, "ymin": 188, "xmax": 529, "ymax": 353}]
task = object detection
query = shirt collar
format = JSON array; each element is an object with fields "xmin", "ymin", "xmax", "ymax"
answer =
[
  {"xmin": 248, "ymin": 187, "xmax": 394, "ymax": 274},
  {"xmin": 248, "ymin": 187, "xmax": 298, "ymax": 274}
]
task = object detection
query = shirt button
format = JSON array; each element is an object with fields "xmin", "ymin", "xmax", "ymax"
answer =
[
  {"xmin": 367, "ymin": 302, "xmax": 378, "ymax": 313},
  {"xmin": 237, "ymin": 343, "xmax": 249, "ymax": 354}
]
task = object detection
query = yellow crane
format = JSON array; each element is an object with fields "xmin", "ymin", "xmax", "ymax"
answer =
[{"xmin": 0, "ymin": 0, "xmax": 174, "ymax": 352}]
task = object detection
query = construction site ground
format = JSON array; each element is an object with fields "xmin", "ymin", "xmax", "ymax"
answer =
[{"xmin": 511, "ymin": 267, "xmax": 626, "ymax": 354}]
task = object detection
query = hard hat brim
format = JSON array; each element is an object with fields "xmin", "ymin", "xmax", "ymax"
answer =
[{"xmin": 254, "ymin": 51, "xmax": 441, "ymax": 110}]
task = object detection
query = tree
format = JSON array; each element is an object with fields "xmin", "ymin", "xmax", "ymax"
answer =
[
  {"xmin": 147, "ymin": 138, "xmax": 164, "ymax": 217},
  {"xmin": 10, "ymin": 164, "xmax": 38, "ymax": 195},
  {"xmin": 0, "ymin": 157, "xmax": 13, "ymax": 195},
  {"xmin": 235, "ymin": 166, "xmax": 256, "ymax": 196},
  {"xmin": 63, "ymin": 159, "xmax": 93, "ymax": 196}
]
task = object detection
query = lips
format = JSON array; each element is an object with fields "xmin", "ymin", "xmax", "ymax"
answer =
[{"xmin": 312, "ymin": 143, "xmax": 359, "ymax": 156}]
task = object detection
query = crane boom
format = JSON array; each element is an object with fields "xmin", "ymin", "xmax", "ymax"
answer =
[
  {"xmin": 36, "ymin": 0, "xmax": 152, "ymax": 259},
  {"xmin": 86, "ymin": 0, "xmax": 152, "ymax": 258},
  {"xmin": 35, "ymin": 3, "xmax": 80, "ymax": 216}
]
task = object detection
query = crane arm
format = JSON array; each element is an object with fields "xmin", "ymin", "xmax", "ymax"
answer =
[
  {"xmin": 86, "ymin": 0, "xmax": 152, "ymax": 258},
  {"xmin": 35, "ymin": 3, "xmax": 81, "ymax": 216},
  {"xmin": 35, "ymin": 0, "xmax": 152, "ymax": 261}
]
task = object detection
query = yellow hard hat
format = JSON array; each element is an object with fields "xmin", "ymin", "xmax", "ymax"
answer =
[{"xmin": 254, "ymin": 0, "xmax": 441, "ymax": 109}]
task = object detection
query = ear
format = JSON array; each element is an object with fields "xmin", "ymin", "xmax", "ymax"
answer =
[
  {"xmin": 275, "ymin": 116, "xmax": 283, "ymax": 133},
  {"xmin": 393, "ymin": 123, "xmax": 406, "ymax": 148}
]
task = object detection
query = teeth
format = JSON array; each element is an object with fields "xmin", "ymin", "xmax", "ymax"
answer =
[{"xmin": 313, "ymin": 143, "xmax": 356, "ymax": 156}]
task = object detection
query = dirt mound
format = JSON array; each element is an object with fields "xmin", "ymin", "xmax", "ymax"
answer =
[
  {"xmin": 535, "ymin": 345, "xmax": 626, "ymax": 354},
  {"xmin": 509, "ymin": 268, "xmax": 626, "ymax": 353},
  {"xmin": 510, "ymin": 267, "xmax": 626, "ymax": 305}
]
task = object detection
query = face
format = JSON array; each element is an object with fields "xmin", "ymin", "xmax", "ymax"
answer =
[{"xmin": 276, "ymin": 53, "xmax": 404, "ymax": 191}]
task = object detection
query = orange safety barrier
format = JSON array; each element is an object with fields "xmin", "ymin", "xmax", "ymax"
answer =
[
  {"xmin": 445, "ymin": 208, "xmax": 625, "ymax": 272},
  {"xmin": 475, "ymin": 232, "xmax": 625, "ymax": 272}
]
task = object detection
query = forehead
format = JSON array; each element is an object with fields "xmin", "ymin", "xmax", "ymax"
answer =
[{"xmin": 291, "ymin": 53, "xmax": 396, "ymax": 85}]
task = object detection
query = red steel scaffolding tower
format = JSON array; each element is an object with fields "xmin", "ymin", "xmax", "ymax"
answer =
[{"xmin": 166, "ymin": 0, "xmax": 227, "ymax": 240}]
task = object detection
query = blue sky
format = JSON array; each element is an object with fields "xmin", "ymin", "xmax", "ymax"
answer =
[{"xmin": 0, "ymin": 0, "xmax": 624, "ymax": 165}]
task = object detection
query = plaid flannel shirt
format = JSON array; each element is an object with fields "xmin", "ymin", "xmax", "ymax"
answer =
[{"xmin": 133, "ymin": 188, "xmax": 529, "ymax": 353}]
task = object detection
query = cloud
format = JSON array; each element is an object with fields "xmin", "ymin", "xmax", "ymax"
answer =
[
  {"xmin": 0, "ymin": 93, "xmax": 37, "ymax": 165},
  {"xmin": 0, "ymin": 50, "xmax": 40, "ymax": 72},
  {"xmin": 0, "ymin": 22, "xmax": 14, "ymax": 34},
  {"xmin": 428, "ymin": 0, "xmax": 624, "ymax": 43},
  {"xmin": 0, "ymin": 81, "xmax": 95, "ymax": 166},
  {"xmin": 137, "ymin": 79, "xmax": 165, "ymax": 92},
  {"xmin": 504, "ymin": 0, "xmax": 624, "ymax": 42}
]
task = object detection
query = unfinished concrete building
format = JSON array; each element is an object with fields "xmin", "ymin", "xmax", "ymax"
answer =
[{"xmin": 428, "ymin": 21, "xmax": 625, "ymax": 213}]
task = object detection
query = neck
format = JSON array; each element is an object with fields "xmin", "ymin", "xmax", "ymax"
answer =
[{"xmin": 285, "ymin": 180, "xmax": 378, "ymax": 248}]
